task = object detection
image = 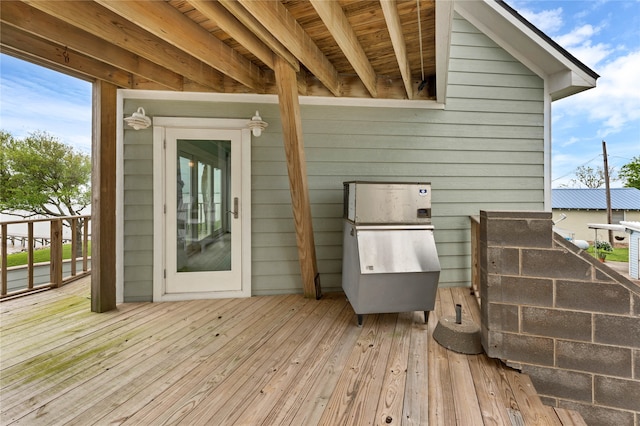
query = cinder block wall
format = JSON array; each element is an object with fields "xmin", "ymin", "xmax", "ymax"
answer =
[{"xmin": 480, "ymin": 211, "xmax": 640, "ymax": 426}]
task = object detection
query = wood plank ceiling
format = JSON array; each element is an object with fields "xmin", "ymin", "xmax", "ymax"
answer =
[{"xmin": 0, "ymin": 0, "xmax": 437, "ymax": 100}]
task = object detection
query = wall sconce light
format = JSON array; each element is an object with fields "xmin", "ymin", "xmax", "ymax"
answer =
[
  {"xmin": 124, "ymin": 107, "xmax": 151, "ymax": 130},
  {"xmin": 248, "ymin": 110, "xmax": 268, "ymax": 137}
]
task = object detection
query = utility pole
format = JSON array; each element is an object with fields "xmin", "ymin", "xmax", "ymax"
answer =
[{"xmin": 602, "ymin": 140, "xmax": 613, "ymax": 245}]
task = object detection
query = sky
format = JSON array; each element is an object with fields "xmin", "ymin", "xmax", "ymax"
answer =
[
  {"xmin": 0, "ymin": 0, "xmax": 638, "ymax": 188},
  {"xmin": 510, "ymin": 0, "xmax": 640, "ymax": 187}
]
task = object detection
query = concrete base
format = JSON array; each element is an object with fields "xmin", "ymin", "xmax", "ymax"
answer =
[{"xmin": 433, "ymin": 316, "xmax": 483, "ymax": 354}]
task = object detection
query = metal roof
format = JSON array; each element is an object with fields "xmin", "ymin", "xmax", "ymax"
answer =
[{"xmin": 552, "ymin": 188, "xmax": 640, "ymax": 210}]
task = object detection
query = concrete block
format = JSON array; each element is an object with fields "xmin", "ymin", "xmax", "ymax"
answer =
[
  {"xmin": 481, "ymin": 323, "xmax": 490, "ymax": 353},
  {"xmin": 594, "ymin": 376, "xmax": 640, "ymax": 411},
  {"xmin": 522, "ymin": 365, "xmax": 592, "ymax": 402},
  {"xmin": 595, "ymin": 314, "xmax": 640, "ymax": 348},
  {"xmin": 481, "ymin": 211, "xmax": 551, "ymax": 220},
  {"xmin": 538, "ymin": 395, "xmax": 557, "ymax": 407},
  {"xmin": 487, "ymin": 302, "xmax": 519, "ymax": 333},
  {"xmin": 487, "ymin": 247, "xmax": 519, "ymax": 275},
  {"xmin": 485, "ymin": 274, "xmax": 501, "ymax": 297},
  {"xmin": 485, "ymin": 217, "xmax": 553, "ymax": 248},
  {"xmin": 553, "ymin": 234, "xmax": 582, "ymax": 253},
  {"xmin": 556, "ymin": 280, "xmax": 631, "ymax": 314},
  {"xmin": 487, "ymin": 331, "xmax": 554, "ymax": 365},
  {"xmin": 635, "ymin": 350, "xmax": 640, "ymax": 380},
  {"xmin": 522, "ymin": 307, "xmax": 592, "ymax": 341},
  {"xmin": 487, "ymin": 275, "xmax": 552, "ymax": 306},
  {"xmin": 558, "ymin": 400, "xmax": 635, "ymax": 426},
  {"xmin": 595, "ymin": 268, "xmax": 616, "ymax": 282},
  {"xmin": 633, "ymin": 292, "xmax": 640, "ymax": 317},
  {"xmin": 556, "ymin": 340, "xmax": 632, "ymax": 377},
  {"xmin": 480, "ymin": 277, "xmax": 491, "ymax": 322},
  {"xmin": 521, "ymin": 249, "xmax": 592, "ymax": 280}
]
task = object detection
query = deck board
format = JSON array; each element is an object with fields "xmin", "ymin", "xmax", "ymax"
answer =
[
  {"xmin": 0, "ymin": 278, "xmax": 584, "ymax": 425},
  {"xmin": 375, "ymin": 311, "xmax": 412, "ymax": 426},
  {"xmin": 401, "ymin": 311, "xmax": 429, "ymax": 425}
]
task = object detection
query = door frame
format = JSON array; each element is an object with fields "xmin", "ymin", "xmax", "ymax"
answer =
[{"xmin": 152, "ymin": 117, "xmax": 251, "ymax": 301}]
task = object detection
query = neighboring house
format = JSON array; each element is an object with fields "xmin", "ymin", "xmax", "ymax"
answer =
[
  {"xmin": 552, "ymin": 188, "xmax": 640, "ymax": 242},
  {"xmin": 621, "ymin": 221, "xmax": 640, "ymax": 279}
]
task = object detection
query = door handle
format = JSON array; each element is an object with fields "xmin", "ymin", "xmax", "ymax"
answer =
[{"xmin": 228, "ymin": 197, "xmax": 239, "ymax": 219}]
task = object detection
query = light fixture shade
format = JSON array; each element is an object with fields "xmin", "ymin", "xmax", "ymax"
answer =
[
  {"xmin": 124, "ymin": 107, "xmax": 151, "ymax": 130},
  {"xmin": 248, "ymin": 110, "xmax": 268, "ymax": 137}
]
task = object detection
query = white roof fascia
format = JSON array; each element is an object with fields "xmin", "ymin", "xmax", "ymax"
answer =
[
  {"xmin": 548, "ymin": 69, "xmax": 595, "ymax": 100},
  {"xmin": 453, "ymin": 0, "xmax": 597, "ymax": 101},
  {"xmin": 435, "ymin": 0, "xmax": 454, "ymax": 104}
]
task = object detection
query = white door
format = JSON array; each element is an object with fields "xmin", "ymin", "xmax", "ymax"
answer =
[{"xmin": 153, "ymin": 119, "xmax": 251, "ymax": 301}]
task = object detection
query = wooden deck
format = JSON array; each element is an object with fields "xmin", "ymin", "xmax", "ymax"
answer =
[{"xmin": 0, "ymin": 277, "xmax": 585, "ymax": 425}]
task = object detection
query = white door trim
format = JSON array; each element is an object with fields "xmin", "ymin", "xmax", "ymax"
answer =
[{"xmin": 153, "ymin": 117, "xmax": 251, "ymax": 302}]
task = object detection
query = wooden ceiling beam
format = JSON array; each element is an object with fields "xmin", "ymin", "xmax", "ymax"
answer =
[
  {"xmin": 380, "ymin": 0, "xmax": 414, "ymax": 99},
  {"xmin": 1, "ymin": 1, "xmax": 183, "ymax": 91},
  {"xmin": 310, "ymin": 0, "xmax": 377, "ymax": 98},
  {"xmin": 22, "ymin": 0, "xmax": 225, "ymax": 92},
  {"xmin": 95, "ymin": 0, "xmax": 263, "ymax": 91},
  {"xmin": 237, "ymin": 0, "xmax": 341, "ymax": 97},
  {"xmin": 0, "ymin": 25, "xmax": 132, "ymax": 88},
  {"xmin": 186, "ymin": 0, "xmax": 275, "ymax": 70},
  {"xmin": 217, "ymin": 0, "xmax": 299, "ymax": 72}
]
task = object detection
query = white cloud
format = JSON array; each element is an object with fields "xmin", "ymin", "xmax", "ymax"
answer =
[
  {"xmin": 561, "ymin": 136, "xmax": 581, "ymax": 147},
  {"xmin": 518, "ymin": 7, "xmax": 565, "ymax": 34},
  {"xmin": 551, "ymin": 22, "xmax": 614, "ymax": 69},
  {"xmin": 556, "ymin": 24, "xmax": 598, "ymax": 47},
  {"xmin": 554, "ymin": 49, "xmax": 640, "ymax": 140},
  {"xmin": 567, "ymin": 41, "xmax": 613, "ymax": 69}
]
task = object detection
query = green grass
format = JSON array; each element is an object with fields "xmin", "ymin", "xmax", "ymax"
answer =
[
  {"xmin": 6, "ymin": 242, "xmax": 91, "ymax": 267},
  {"xmin": 586, "ymin": 246, "xmax": 628, "ymax": 262}
]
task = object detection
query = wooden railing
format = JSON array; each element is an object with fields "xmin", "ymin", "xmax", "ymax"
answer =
[
  {"xmin": 0, "ymin": 215, "xmax": 91, "ymax": 299},
  {"xmin": 470, "ymin": 215, "xmax": 481, "ymax": 307}
]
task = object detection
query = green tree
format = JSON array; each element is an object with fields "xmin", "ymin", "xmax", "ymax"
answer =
[
  {"xmin": 565, "ymin": 165, "xmax": 617, "ymax": 188},
  {"xmin": 618, "ymin": 156, "xmax": 640, "ymax": 189},
  {"xmin": 0, "ymin": 130, "xmax": 91, "ymax": 219}
]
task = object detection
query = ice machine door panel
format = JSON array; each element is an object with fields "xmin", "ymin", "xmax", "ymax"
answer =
[{"xmin": 356, "ymin": 228, "xmax": 441, "ymax": 274}]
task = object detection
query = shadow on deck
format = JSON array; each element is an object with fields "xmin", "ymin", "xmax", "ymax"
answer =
[{"xmin": 0, "ymin": 277, "xmax": 585, "ymax": 425}]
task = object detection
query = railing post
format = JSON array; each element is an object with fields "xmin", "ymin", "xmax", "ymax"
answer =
[
  {"xmin": 1, "ymin": 223, "xmax": 7, "ymax": 296},
  {"xmin": 50, "ymin": 219, "xmax": 63, "ymax": 288},
  {"xmin": 70, "ymin": 217, "xmax": 77, "ymax": 277},
  {"xmin": 27, "ymin": 222, "xmax": 34, "ymax": 289},
  {"xmin": 83, "ymin": 218, "xmax": 89, "ymax": 272}
]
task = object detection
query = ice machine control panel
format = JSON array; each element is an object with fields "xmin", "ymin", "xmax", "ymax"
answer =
[{"xmin": 417, "ymin": 208, "xmax": 431, "ymax": 219}]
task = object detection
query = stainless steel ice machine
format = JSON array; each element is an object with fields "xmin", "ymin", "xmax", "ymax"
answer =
[{"xmin": 342, "ymin": 181, "xmax": 441, "ymax": 326}]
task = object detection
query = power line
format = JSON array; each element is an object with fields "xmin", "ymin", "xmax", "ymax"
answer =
[{"xmin": 552, "ymin": 154, "xmax": 602, "ymax": 182}]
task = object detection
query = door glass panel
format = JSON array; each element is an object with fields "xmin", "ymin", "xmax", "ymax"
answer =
[{"xmin": 176, "ymin": 139, "xmax": 231, "ymax": 273}]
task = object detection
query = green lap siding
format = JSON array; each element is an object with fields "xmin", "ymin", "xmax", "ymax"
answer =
[{"xmin": 120, "ymin": 14, "xmax": 544, "ymax": 300}]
